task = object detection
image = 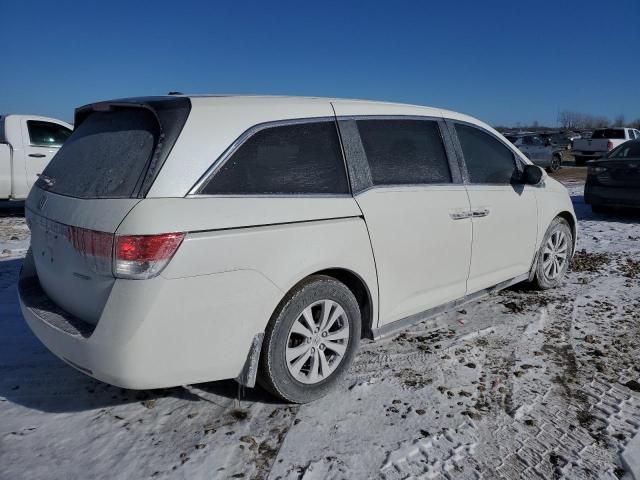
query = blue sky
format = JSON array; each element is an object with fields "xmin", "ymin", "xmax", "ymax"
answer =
[{"xmin": 1, "ymin": 0, "xmax": 639, "ymax": 126}]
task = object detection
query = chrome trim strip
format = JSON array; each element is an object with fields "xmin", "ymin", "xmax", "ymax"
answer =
[{"xmin": 371, "ymin": 273, "xmax": 529, "ymax": 340}]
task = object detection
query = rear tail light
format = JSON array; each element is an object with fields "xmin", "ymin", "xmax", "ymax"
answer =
[
  {"xmin": 607, "ymin": 141, "xmax": 614, "ymax": 151},
  {"xmin": 588, "ymin": 166, "xmax": 607, "ymax": 175},
  {"xmin": 114, "ymin": 233, "xmax": 185, "ymax": 279},
  {"xmin": 67, "ymin": 226, "xmax": 114, "ymax": 276},
  {"xmin": 66, "ymin": 226, "xmax": 184, "ymax": 279}
]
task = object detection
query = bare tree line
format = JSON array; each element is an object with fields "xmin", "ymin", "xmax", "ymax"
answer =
[{"xmin": 557, "ymin": 110, "xmax": 640, "ymax": 130}]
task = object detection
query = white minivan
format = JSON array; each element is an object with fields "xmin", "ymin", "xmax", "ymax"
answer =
[{"xmin": 19, "ymin": 96, "xmax": 576, "ymax": 402}]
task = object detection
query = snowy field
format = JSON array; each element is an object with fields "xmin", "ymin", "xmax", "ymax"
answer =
[{"xmin": 1, "ymin": 179, "xmax": 640, "ymax": 480}]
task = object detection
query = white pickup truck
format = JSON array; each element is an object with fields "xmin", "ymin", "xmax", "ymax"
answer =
[
  {"xmin": 572, "ymin": 128, "xmax": 640, "ymax": 165},
  {"xmin": 0, "ymin": 114, "xmax": 72, "ymax": 200}
]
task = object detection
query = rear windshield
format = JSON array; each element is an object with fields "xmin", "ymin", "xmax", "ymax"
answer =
[
  {"xmin": 37, "ymin": 109, "xmax": 160, "ymax": 198},
  {"xmin": 608, "ymin": 140, "xmax": 640, "ymax": 158},
  {"xmin": 592, "ymin": 129, "xmax": 626, "ymax": 139}
]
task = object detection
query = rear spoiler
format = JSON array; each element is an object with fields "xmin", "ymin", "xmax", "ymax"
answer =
[{"xmin": 74, "ymin": 97, "xmax": 191, "ymax": 199}]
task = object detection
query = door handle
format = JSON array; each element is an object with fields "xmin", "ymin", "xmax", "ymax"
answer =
[
  {"xmin": 450, "ymin": 211, "xmax": 471, "ymax": 220},
  {"xmin": 29, "ymin": 153, "xmax": 46, "ymax": 158},
  {"xmin": 471, "ymin": 209, "xmax": 490, "ymax": 218}
]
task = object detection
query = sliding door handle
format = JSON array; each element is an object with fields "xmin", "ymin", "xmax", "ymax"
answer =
[
  {"xmin": 450, "ymin": 211, "xmax": 471, "ymax": 220},
  {"xmin": 471, "ymin": 209, "xmax": 490, "ymax": 218},
  {"xmin": 29, "ymin": 153, "xmax": 46, "ymax": 158}
]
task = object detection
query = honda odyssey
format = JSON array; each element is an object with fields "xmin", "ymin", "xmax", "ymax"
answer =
[{"xmin": 19, "ymin": 95, "xmax": 576, "ymax": 403}]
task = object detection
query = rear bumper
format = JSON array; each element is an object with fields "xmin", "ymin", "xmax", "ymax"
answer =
[
  {"xmin": 584, "ymin": 184, "xmax": 640, "ymax": 208},
  {"xmin": 19, "ymin": 249, "xmax": 282, "ymax": 389}
]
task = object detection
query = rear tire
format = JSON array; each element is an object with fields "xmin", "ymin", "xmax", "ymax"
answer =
[
  {"xmin": 258, "ymin": 275, "xmax": 361, "ymax": 403},
  {"xmin": 532, "ymin": 217, "xmax": 573, "ymax": 290}
]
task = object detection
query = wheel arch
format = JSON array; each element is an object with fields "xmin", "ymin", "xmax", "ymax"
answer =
[
  {"xmin": 275, "ymin": 267, "xmax": 376, "ymax": 340},
  {"xmin": 529, "ymin": 211, "xmax": 577, "ymax": 282},
  {"xmin": 556, "ymin": 210, "xmax": 577, "ymax": 252},
  {"xmin": 312, "ymin": 268, "xmax": 375, "ymax": 340}
]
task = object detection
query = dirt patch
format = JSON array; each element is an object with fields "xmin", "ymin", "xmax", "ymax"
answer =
[
  {"xmin": 570, "ymin": 250, "xmax": 610, "ymax": 273},
  {"xmin": 619, "ymin": 257, "xmax": 640, "ymax": 279},
  {"xmin": 549, "ymin": 165, "xmax": 587, "ymax": 183}
]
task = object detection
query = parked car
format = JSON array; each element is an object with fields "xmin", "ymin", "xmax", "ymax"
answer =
[
  {"xmin": 572, "ymin": 128, "xmax": 640, "ymax": 165},
  {"xmin": 0, "ymin": 115, "xmax": 72, "ymax": 200},
  {"xmin": 19, "ymin": 96, "xmax": 577, "ymax": 403},
  {"xmin": 505, "ymin": 133, "xmax": 563, "ymax": 172},
  {"xmin": 585, "ymin": 139, "xmax": 640, "ymax": 212}
]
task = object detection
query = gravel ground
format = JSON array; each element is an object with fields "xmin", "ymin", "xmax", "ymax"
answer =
[{"xmin": 1, "ymin": 180, "xmax": 639, "ymax": 480}]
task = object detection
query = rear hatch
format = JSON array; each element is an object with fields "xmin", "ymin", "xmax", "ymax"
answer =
[{"xmin": 25, "ymin": 97, "xmax": 191, "ymax": 325}]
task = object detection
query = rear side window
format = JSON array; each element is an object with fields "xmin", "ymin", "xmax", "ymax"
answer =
[
  {"xmin": 592, "ymin": 129, "xmax": 626, "ymax": 139},
  {"xmin": 39, "ymin": 109, "xmax": 159, "ymax": 198},
  {"xmin": 356, "ymin": 119, "xmax": 451, "ymax": 185},
  {"xmin": 27, "ymin": 121, "xmax": 71, "ymax": 147},
  {"xmin": 456, "ymin": 124, "xmax": 518, "ymax": 184},
  {"xmin": 200, "ymin": 121, "xmax": 349, "ymax": 195}
]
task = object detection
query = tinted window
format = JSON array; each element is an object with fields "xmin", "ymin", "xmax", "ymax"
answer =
[
  {"xmin": 456, "ymin": 124, "xmax": 518, "ymax": 184},
  {"xmin": 608, "ymin": 140, "xmax": 640, "ymax": 158},
  {"xmin": 356, "ymin": 119, "xmax": 451, "ymax": 185},
  {"xmin": 523, "ymin": 136, "xmax": 534, "ymax": 145},
  {"xmin": 200, "ymin": 121, "xmax": 348, "ymax": 195},
  {"xmin": 27, "ymin": 121, "xmax": 71, "ymax": 147},
  {"xmin": 592, "ymin": 129, "xmax": 626, "ymax": 139},
  {"xmin": 38, "ymin": 109, "xmax": 159, "ymax": 198}
]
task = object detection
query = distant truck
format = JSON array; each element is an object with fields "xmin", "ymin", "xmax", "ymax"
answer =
[
  {"xmin": 0, "ymin": 115, "xmax": 72, "ymax": 200},
  {"xmin": 572, "ymin": 128, "xmax": 640, "ymax": 165}
]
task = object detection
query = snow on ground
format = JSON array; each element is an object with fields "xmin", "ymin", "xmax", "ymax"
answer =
[{"xmin": 1, "ymin": 179, "xmax": 640, "ymax": 480}]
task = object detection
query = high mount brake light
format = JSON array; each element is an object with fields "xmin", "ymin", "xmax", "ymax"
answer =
[{"xmin": 66, "ymin": 226, "xmax": 185, "ymax": 279}]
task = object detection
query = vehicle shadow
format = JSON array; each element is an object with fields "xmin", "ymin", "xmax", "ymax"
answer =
[
  {"xmin": 0, "ymin": 201, "xmax": 25, "ymax": 217},
  {"xmin": 571, "ymin": 193, "xmax": 640, "ymax": 223},
  {"xmin": 0, "ymin": 257, "xmax": 278, "ymax": 413}
]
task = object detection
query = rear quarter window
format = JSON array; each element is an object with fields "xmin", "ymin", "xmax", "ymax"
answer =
[
  {"xmin": 38, "ymin": 109, "xmax": 160, "ymax": 199},
  {"xmin": 199, "ymin": 121, "xmax": 349, "ymax": 195}
]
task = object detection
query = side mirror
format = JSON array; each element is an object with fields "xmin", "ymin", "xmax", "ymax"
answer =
[{"xmin": 521, "ymin": 164, "xmax": 545, "ymax": 186}]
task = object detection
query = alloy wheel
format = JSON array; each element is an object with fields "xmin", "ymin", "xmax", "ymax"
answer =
[
  {"xmin": 285, "ymin": 299, "xmax": 350, "ymax": 384},
  {"xmin": 542, "ymin": 229, "xmax": 568, "ymax": 280}
]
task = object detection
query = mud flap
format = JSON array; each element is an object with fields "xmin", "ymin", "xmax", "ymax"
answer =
[{"xmin": 235, "ymin": 333, "xmax": 264, "ymax": 388}]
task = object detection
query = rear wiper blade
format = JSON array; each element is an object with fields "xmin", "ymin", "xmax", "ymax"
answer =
[{"xmin": 37, "ymin": 174, "xmax": 56, "ymax": 188}]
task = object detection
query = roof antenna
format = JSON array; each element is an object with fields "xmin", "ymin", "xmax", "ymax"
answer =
[{"xmin": 167, "ymin": 91, "xmax": 183, "ymax": 95}]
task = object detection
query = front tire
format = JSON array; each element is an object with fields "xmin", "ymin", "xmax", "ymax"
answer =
[
  {"xmin": 547, "ymin": 154, "xmax": 562, "ymax": 173},
  {"xmin": 532, "ymin": 217, "xmax": 573, "ymax": 290},
  {"xmin": 258, "ymin": 275, "xmax": 361, "ymax": 403}
]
